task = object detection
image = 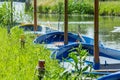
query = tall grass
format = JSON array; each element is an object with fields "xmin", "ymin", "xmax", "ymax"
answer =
[
  {"xmin": 99, "ymin": 1, "xmax": 120, "ymax": 16},
  {"xmin": 36, "ymin": 0, "xmax": 120, "ymax": 16},
  {"xmin": 0, "ymin": 2, "xmax": 12, "ymax": 26},
  {"xmin": 0, "ymin": 27, "xmax": 63, "ymax": 79}
]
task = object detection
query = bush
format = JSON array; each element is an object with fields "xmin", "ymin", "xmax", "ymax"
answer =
[
  {"xmin": 37, "ymin": 0, "xmax": 120, "ymax": 16},
  {"xmin": 0, "ymin": 2, "xmax": 11, "ymax": 26},
  {"xmin": 99, "ymin": 1, "xmax": 120, "ymax": 16}
]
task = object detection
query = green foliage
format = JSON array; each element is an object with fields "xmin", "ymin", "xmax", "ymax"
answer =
[
  {"xmin": 37, "ymin": 0, "xmax": 93, "ymax": 15},
  {"xmin": 0, "ymin": 27, "xmax": 63, "ymax": 79},
  {"xmin": 60, "ymin": 45, "xmax": 96, "ymax": 79},
  {"xmin": 37, "ymin": 0, "xmax": 120, "ymax": 16},
  {"xmin": 0, "ymin": 2, "xmax": 12, "ymax": 26},
  {"xmin": 99, "ymin": 1, "xmax": 120, "ymax": 16},
  {"xmin": 75, "ymin": 2, "xmax": 94, "ymax": 14},
  {"xmin": 38, "ymin": 5, "xmax": 50, "ymax": 14}
]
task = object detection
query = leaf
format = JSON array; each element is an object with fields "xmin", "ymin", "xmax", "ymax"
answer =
[
  {"xmin": 82, "ymin": 66, "xmax": 89, "ymax": 72},
  {"xmin": 69, "ymin": 52, "xmax": 78, "ymax": 64}
]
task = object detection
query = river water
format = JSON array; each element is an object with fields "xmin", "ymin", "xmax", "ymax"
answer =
[
  {"xmin": 0, "ymin": 2, "xmax": 120, "ymax": 50},
  {"xmin": 38, "ymin": 14, "xmax": 120, "ymax": 50}
]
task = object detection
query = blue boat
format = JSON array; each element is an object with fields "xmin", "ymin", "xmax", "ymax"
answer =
[
  {"xmin": 34, "ymin": 31, "xmax": 120, "ymax": 60},
  {"xmin": 97, "ymin": 71, "xmax": 120, "ymax": 80},
  {"xmin": 12, "ymin": 24, "xmax": 57, "ymax": 35}
]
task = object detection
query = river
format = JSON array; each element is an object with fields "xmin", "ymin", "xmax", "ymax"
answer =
[
  {"xmin": 0, "ymin": 2, "xmax": 120, "ymax": 50},
  {"xmin": 38, "ymin": 14, "xmax": 120, "ymax": 50}
]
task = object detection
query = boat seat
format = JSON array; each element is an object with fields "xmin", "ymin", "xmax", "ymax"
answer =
[{"xmin": 54, "ymin": 42, "xmax": 64, "ymax": 47}]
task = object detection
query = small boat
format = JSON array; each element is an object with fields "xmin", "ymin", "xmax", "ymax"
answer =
[
  {"xmin": 34, "ymin": 31, "xmax": 103, "ymax": 46},
  {"xmin": 14, "ymin": 23, "xmax": 57, "ymax": 35},
  {"xmin": 51, "ymin": 42, "xmax": 120, "ymax": 61},
  {"xmin": 34, "ymin": 31, "xmax": 120, "ymax": 61},
  {"xmin": 97, "ymin": 71, "xmax": 120, "ymax": 80}
]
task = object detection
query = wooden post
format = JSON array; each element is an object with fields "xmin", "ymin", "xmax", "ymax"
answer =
[
  {"xmin": 94, "ymin": 0, "xmax": 100, "ymax": 70},
  {"xmin": 34, "ymin": 0, "xmax": 37, "ymax": 31},
  {"xmin": 64, "ymin": 0, "xmax": 68, "ymax": 45},
  {"xmin": 37, "ymin": 60, "xmax": 45, "ymax": 80},
  {"xmin": 20, "ymin": 34, "xmax": 25, "ymax": 48}
]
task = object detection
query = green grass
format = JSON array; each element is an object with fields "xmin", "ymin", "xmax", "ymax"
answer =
[
  {"xmin": 35, "ymin": 0, "xmax": 120, "ymax": 16},
  {"xmin": 0, "ymin": 27, "xmax": 63, "ymax": 80},
  {"xmin": 99, "ymin": 1, "xmax": 120, "ymax": 16},
  {"xmin": 0, "ymin": 27, "xmax": 99, "ymax": 79}
]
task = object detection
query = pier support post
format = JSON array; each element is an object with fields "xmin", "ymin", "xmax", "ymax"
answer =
[
  {"xmin": 64, "ymin": 0, "xmax": 68, "ymax": 45},
  {"xmin": 34, "ymin": 0, "xmax": 37, "ymax": 31},
  {"xmin": 93, "ymin": 0, "xmax": 100, "ymax": 70}
]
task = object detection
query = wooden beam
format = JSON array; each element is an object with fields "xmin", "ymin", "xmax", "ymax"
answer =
[
  {"xmin": 34, "ymin": 0, "xmax": 37, "ymax": 31},
  {"xmin": 94, "ymin": 0, "xmax": 100, "ymax": 69},
  {"xmin": 64, "ymin": 0, "xmax": 68, "ymax": 45}
]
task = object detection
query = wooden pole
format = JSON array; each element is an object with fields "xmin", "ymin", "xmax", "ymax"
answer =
[
  {"xmin": 38, "ymin": 60, "xmax": 45, "ymax": 80},
  {"xmin": 34, "ymin": 0, "xmax": 37, "ymax": 31},
  {"xmin": 64, "ymin": 0, "xmax": 68, "ymax": 45},
  {"xmin": 94, "ymin": 0, "xmax": 100, "ymax": 70}
]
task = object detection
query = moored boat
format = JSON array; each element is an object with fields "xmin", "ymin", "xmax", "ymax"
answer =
[
  {"xmin": 34, "ymin": 31, "xmax": 120, "ymax": 61},
  {"xmin": 97, "ymin": 71, "xmax": 120, "ymax": 80},
  {"xmin": 12, "ymin": 23, "xmax": 57, "ymax": 35}
]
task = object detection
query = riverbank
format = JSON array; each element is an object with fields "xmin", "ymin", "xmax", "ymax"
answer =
[
  {"xmin": 0, "ymin": 27, "xmax": 64, "ymax": 79},
  {"xmin": 35, "ymin": 0, "xmax": 120, "ymax": 16}
]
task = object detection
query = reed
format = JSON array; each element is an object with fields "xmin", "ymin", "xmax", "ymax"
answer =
[{"xmin": 36, "ymin": 0, "xmax": 120, "ymax": 16}]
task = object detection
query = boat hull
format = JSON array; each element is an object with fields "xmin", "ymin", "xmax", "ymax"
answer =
[
  {"xmin": 51, "ymin": 42, "xmax": 120, "ymax": 60},
  {"xmin": 34, "ymin": 31, "xmax": 120, "ymax": 60}
]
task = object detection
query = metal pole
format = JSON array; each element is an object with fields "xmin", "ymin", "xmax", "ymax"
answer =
[
  {"xmin": 94, "ymin": 0, "xmax": 100, "ymax": 70},
  {"xmin": 64, "ymin": 0, "xmax": 68, "ymax": 45},
  {"xmin": 34, "ymin": 0, "xmax": 37, "ymax": 31}
]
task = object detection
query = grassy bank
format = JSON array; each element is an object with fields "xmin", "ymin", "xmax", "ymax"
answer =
[
  {"xmin": 35, "ymin": 0, "xmax": 120, "ymax": 16},
  {"xmin": 0, "ymin": 27, "xmax": 97, "ymax": 79},
  {"xmin": 0, "ymin": 27, "xmax": 63, "ymax": 79}
]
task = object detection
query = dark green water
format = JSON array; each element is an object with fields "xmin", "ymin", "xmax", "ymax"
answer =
[{"xmin": 38, "ymin": 14, "xmax": 120, "ymax": 50}]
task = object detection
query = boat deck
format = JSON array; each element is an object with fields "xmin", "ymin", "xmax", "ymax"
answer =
[
  {"xmin": 60, "ymin": 56, "xmax": 120, "ymax": 73},
  {"xmin": 100, "ymin": 63, "xmax": 120, "ymax": 69},
  {"xmin": 87, "ymin": 56, "xmax": 120, "ymax": 70}
]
